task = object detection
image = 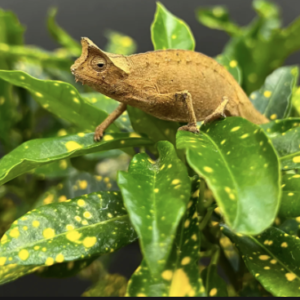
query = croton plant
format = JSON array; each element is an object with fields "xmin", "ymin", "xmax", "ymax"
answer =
[{"xmin": 1, "ymin": 1, "xmax": 300, "ymax": 297}]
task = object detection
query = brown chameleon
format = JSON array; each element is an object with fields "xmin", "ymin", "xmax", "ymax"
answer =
[{"xmin": 71, "ymin": 38, "xmax": 269, "ymax": 141}]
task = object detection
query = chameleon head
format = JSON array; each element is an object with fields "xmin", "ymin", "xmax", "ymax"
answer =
[{"xmin": 71, "ymin": 37, "xmax": 130, "ymax": 94}]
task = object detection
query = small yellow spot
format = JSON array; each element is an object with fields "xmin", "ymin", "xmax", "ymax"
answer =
[
  {"xmin": 59, "ymin": 195, "xmax": 67, "ymax": 202},
  {"xmin": 264, "ymin": 91, "xmax": 272, "ymax": 98},
  {"xmin": 264, "ymin": 266, "xmax": 270, "ymax": 270},
  {"xmin": 42, "ymin": 247, "xmax": 47, "ymax": 252},
  {"xmin": 288, "ymin": 192, "xmax": 294, "ymax": 196},
  {"xmin": 191, "ymin": 234, "xmax": 197, "ymax": 241},
  {"xmin": 66, "ymin": 231, "xmax": 82, "ymax": 242},
  {"xmin": 221, "ymin": 139, "xmax": 226, "ymax": 145},
  {"xmin": 259, "ymin": 255, "xmax": 270, "ymax": 261},
  {"xmin": 229, "ymin": 193, "xmax": 236, "ymax": 200},
  {"xmin": 65, "ymin": 141, "xmax": 82, "ymax": 152},
  {"xmin": 35, "ymin": 92, "xmax": 43, "ymax": 98},
  {"xmin": 154, "ymin": 188, "xmax": 159, "ymax": 193},
  {"xmin": 270, "ymin": 259, "xmax": 277, "ymax": 264},
  {"xmin": 83, "ymin": 211, "xmax": 92, "ymax": 219},
  {"xmin": 23, "ymin": 226, "xmax": 28, "ymax": 231},
  {"xmin": 0, "ymin": 97, "xmax": 4, "ymax": 105},
  {"xmin": 137, "ymin": 294, "xmax": 146, "ymax": 297},
  {"xmin": 79, "ymin": 180, "xmax": 88, "ymax": 190},
  {"xmin": 296, "ymin": 217, "xmax": 300, "ymax": 223},
  {"xmin": 241, "ymin": 134, "xmax": 249, "ymax": 139},
  {"xmin": 20, "ymin": 75, "xmax": 25, "ymax": 80},
  {"xmin": 168, "ymin": 164, "xmax": 172, "ymax": 169},
  {"xmin": 161, "ymin": 270, "xmax": 173, "ymax": 281},
  {"xmin": 184, "ymin": 219, "xmax": 190, "ymax": 228},
  {"xmin": 103, "ymin": 135, "xmax": 114, "ymax": 141},
  {"xmin": 82, "ymin": 220, "xmax": 88, "ymax": 226},
  {"xmin": 209, "ymin": 288, "xmax": 218, "ymax": 297},
  {"xmin": 58, "ymin": 159, "xmax": 68, "ymax": 170},
  {"xmin": 73, "ymin": 97, "xmax": 80, "ymax": 103},
  {"xmin": 18, "ymin": 249, "xmax": 29, "ymax": 261},
  {"xmin": 83, "ymin": 236, "xmax": 97, "ymax": 248},
  {"xmin": 270, "ymin": 114, "xmax": 277, "ymax": 120},
  {"xmin": 77, "ymin": 132, "xmax": 85, "ymax": 137},
  {"xmin": 231, "ymin": 126, "xmax": 240, "ymax": 132},
  {"xmin": 230, "ymin": 60, "xmax": 238, "ymax": 68},
  {"xmin": 9, "ymin": 228, "xmax": 20, "ymax": 238},
  {"xmin": 70, "ymin": 90, "xmax": 76, "ymax": 95},
  {"xmin": 75, "ymin": 216, "xmax": 81, "ymax": 222},
  {"xmin": 43, "ymin": 228, "xmax": 55, "ymax": 239},
  {"xmin": 293, "ymin": 156, "xmax": 300, "ymax": 163},
  {"xmin": 0, "ymin": 257, "xmax": 7, "ymax": 266},
  {"xmin": 66, "ymin": 224, "xmax": 74, "ymax": 231},
  {"xmin": 91, "ymin": 97, "xmax": 97, "ymax": 103},
  {"xmin": 192, "ymin": 189, "xmax": 199, "ymax": 198},
  {"xmin": 203, "ymin": 166, "xmax": 213, "ymax": 173},
  {"xmin": 107, "ymin": 213, "xmax": 113, "ymax": 218},
  {"xmin": 171, "ymin": 34, "xmax": 177, "ymax": 39},
  {"xmin": 187, "ymin": 201, "xmax": 193, "ymax": 209},
  {"xmin": 45, "ymin": 257, "xmax": 54, "ymax": 266},
  {"xmin": 57, "ymin": 129, "xmax": 67, "ymax": 136},
  {"xmin": 285, "ymin": 273, "xmax": 296, "ymax": 281},
  {"xmin": 129, "ymin": 132, "xmax": 141, "ymax": 138},
  {"xmin": 281, "ymin": 242, "xmax": 288, "ymax": 248},
  {"xmin": 77, "ymin": 199, "xmax": 86, "ymax": 207},
  {"xmin": 181, "ymin": 257, "xmax": 191, "ymax": 265},
  {"xmin": 172, "ymin": 179, "xmax": 180, "ymax": 185},
  {"xmin": 56, "ymin": 254, "xmax": 64, "ymax": 263},
  {"xmin": 34, "ymin": 246, "xmax": 40, "ymax": 250},
  {"xmin": 43, "ymin": 194, "xmax": 54, "ymax": 205}
]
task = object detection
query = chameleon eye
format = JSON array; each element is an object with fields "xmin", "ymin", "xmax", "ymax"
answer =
[{"xmin": 91, "ymin": 57, "xmax": 107, "ymax": 72}]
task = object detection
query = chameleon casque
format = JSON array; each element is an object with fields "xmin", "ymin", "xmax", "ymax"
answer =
[{"xmin": 71, "ymin": 38, "xmax": 269, "ymax": 141}]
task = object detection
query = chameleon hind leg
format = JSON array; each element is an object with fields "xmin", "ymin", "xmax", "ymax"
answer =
[
  {"xmin": 203, "ymin": 96, "xmax": 229, "ymax": 124},
  {"xmin": 94, "ymin": 103, "xmax": 127, "ymax": 141},
  {"xmin": 176, "ymin": 90, "xmax": 199, "ymax": 134}
]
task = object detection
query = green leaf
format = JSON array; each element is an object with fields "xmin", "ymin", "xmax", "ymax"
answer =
[
  {"xmin": 215, "ymin": 55, "xmax": 242, "ymax": 85},
  {"xmin": 47, "ymin": 8, "xmax": 81, "ymax": 56},
  {"xmin": 0, "ymin": 70, "xmax": 118, "ymax": 132},
  {"xmin": 83, "ymin": 93, "xmax": 133, "ymax": 132},
  {"xmin": 118, "ymin": 141, "xmax": 191, "ymax": 275},
  {"xmin": 261, "ymin": 118, "xmax": 300, "ymax": 170},
  {"xmin": 177, "ymin": 117, "xmax": 281, "ymax": 235},
  {"xmin": 151, "ymin": 2, "xmax": 195, "ymax": 51},
  {"xmin": 127, "ymin": 106, "xmax": 179, "ymax": 145},
  {"xmin": 196, "ymin": 6, "xmax": 241, "ymax": 36},
  {"xmin": 292, "ymin": 87, "xmax": 300, "ymax": 116},
  {"xmin": 126, "ymin": 177, "xmax": 205, "ymax": 297},
  {"xmin": 0, "ymin": 132, "xmax": 153, "ymax": 186},
  {"xmin": 223, "ymin": 225, "xmax": 300, "ymax": 297},
  {"xmin": 34, "ymin": 172, "xmax": 118, "ymax": 208},
  {"xmin": 201, "ymin": 257, "xmax": 228, "ymax": 297},
  {"xmin": 0, "ymin": 9, "xmax": 24, "ymax": 45},
  {"xmin": 104, "ymin": 30, "xmax": 137, "ymax": 56},
  {"xmin": 38, "ymin": 256, "xmax": 96, "ymax": 278},
  {"xmin": 278, "ymin": 174, "xmax": 300, "ymax": 219},
  {"xmin": 0, "ymin": 191, "xmax": 137, "ymax": 284},
  {"xmin": 250, "ymin": 66, "xmax": 299, "ymax": 120}
]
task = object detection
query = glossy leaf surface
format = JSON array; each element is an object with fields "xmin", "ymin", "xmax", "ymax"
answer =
[
  {"xmin": 196, "ymin": 6, "xmax": 240, "ymax": 36},
  {"xmin": 250, "ymin": 66, "xmax": 299, "ymax": 120},
  {"xmin": 47, "ymin": 8, "xmax": 81, "ymax": 56},
  {"xmin": 118, "ymin": 141, "xmax": 191, "ymax": 275},
  {"xmin": 151, "ymin": 2, "xmax": 195, "ymax": 51},
  {"xmin": 0, "ymin": 70, "xmax": 118, "ymax": 132},
  {"xmin": 261, "ymin": 118, "xmax": 300, "ymax": 170},
  {"xmin": 0, "ymin": 132, "xmax": 152, "ymax": 186},
  {"xmin": 223, "ymin": 225, "xmax": 300, "ymax": 297},
  {"xmin": 177, "ymin": 117, "xmax": 280, "ymax": 235},
  {"xmin": 126, "ymin": 177, "xmax": 205, "ymax": 297},
  {"xmin": 278, "ymin": 174, "xmax": 300, "ymax": 218},
  {"xmin": 216, "ymin": 55, "xmax": 242, "ymax": 85},
  {"xmin": 0, "ymin": 191, "xmax": 137, "ymax": 284}
]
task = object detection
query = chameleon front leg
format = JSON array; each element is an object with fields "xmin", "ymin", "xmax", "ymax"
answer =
[
  {"xmin": 94, "ymin": 103, "xmax": 127, "ymax": 141},
  {"xmin": 175, "ymin": 90, "xmax": 199, "ymax": 134}
]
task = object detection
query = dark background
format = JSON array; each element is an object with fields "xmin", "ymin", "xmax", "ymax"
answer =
[{"xmin": 0, "ymin": 0, "xmax": 300, "ymax": 296}]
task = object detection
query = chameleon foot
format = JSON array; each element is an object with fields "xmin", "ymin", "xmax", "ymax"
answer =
[
  {"xmin": 203, "ymin": 96, "xmax": 229, "ymax": 124},
  {"xmin": 178, "ymin": 124, "xmax": 200, "ymax": 134},
  {"xmin": 94, "ymin": 126, "xmax": 105, "ymax": 141}
]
